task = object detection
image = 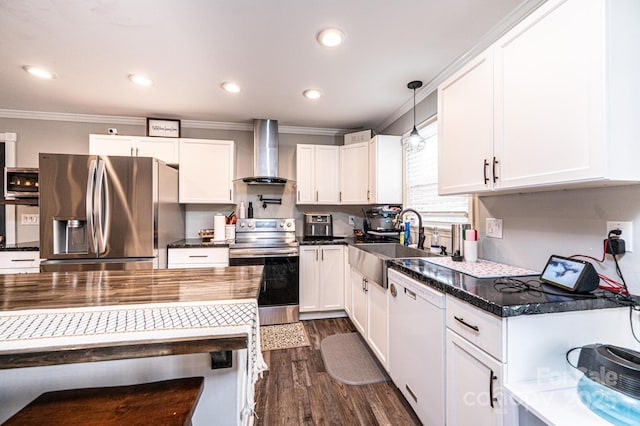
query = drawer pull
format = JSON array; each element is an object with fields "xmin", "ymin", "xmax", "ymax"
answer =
[
  {"xmin": 11, "ymin": 259, "xmax": 35, "ymax": 262},
  {"xmin": 405, "ymin": 384, "xmax": 418, "ymax": 403},
  {"xmin": 454, "ymin": 316, "xmax": 479, "ymax": 332},
  {"xmin": 489, "ymin": 369, "xmax": 498, "ymax": 408},
  {"xmin": 404, "ymin": 288, "xmax": 416, "ymax": 300},
  {"xmin": 188, "ymin": 255, "xmax": 209, "ymax": 258}
]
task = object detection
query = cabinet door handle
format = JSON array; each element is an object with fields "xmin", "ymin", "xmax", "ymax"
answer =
[
  {"xmin": 489, "ymin": 370, "xmax": 498, "ymax": 408},
  {"xmin": 364, "ymin": 278, "xmax": 368, "ymax": 293},
  {"xmin": 315, "ymin": 190, "xmax": 318, "ymax": 202},
  {"xmin": 483, "ymin": 159, "xmax": 489, "ymax": 184},
  {"xmin": 316, "ymin": 250, "xmax": 318, "ymax": 261},
  {"xmin": 229, "ymin": 189, "xmax": 232, "ymax": 201},
  {"xmin": 130, "ymin": 147, "xmax": 134, "ymax": 157},
  {"xmin": 321, "ymin": 249, "xmax": 324, "ymax": 261},
  {"xmin": 11, "ymin": 259, "xmax": 35, "ymax": 262},
  {"xmin": 492, "ymin": 156, "xmax": 499, "ymax": 183},
  {"xmin": 339, "ymin": 191, "xmax": 342, "ymax": 202},
  {"xmin": 297, "ymin": 190, "xmax": 300, "ymax": 202},
  {"xmin": 189, "ymin": 255, "xmax": 209, "ymax": 258},
  {"xmin": 405, "ymin": 384, "xmax": 418, "ymax": 403},
  {"xmin": 136, "ymin": 147, "xmax": 139, "ymax": 156},
  {"xmin": 367, "ymin": 190, "xmax": 370, "ymax": 201},
  {"xmin": 454, "ymin": 316, "xmax": 479, "ymax": 332},
  {"xmin": 404, "ymin": 288, "xmax": 416, "ymax": 300}
]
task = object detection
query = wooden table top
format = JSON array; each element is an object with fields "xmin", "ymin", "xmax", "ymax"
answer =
[
  {"xmin": 0, "ymin": 266, "xmax": 263, "ymax": 368},
  {"xmin": 0, "ymin": 266, "xmax": 263, "ymax": 312}
]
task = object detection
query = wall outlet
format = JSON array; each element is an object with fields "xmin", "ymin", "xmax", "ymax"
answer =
[
  {"xmin": 486, "ymin": 218, "xmax": 503, "ymax": 239},
  {"xmin": 349, "ymin": 216, "xmax": 356, "ymax": 226},
  {"xmin": 606, "ymin": 221, "xmax": 633, "ymax": 252},
  {"xmin": 21, "ymin": 214, "xmax": 39, "ymax": 226}
]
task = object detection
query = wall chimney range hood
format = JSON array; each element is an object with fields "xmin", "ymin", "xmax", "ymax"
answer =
[{"xmin": 242, "ymin": 119, "xmax": 288, "ymax": 185}]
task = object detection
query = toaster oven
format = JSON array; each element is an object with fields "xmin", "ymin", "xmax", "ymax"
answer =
[{"xmin": 4, "ymin": 167, "xmax": 39, "ymax": 199}]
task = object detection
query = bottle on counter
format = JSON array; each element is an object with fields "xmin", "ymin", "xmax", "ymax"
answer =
[
  {"xmin": 430, "ymin": 227, "xmax": 440, "ymax": 254},
  {"xmin": 248, "ymin": 202, "xmax": 254, "ymax": 218},
  {"xmin": 399, "ymin": 224, "xmax": 405, "ymax": 245},
  {"xmin": 404, "ymin": 221, "xmax": 411, "ymax": 246},
  {"xmin": 239, "ymin": 201, "xmax": 246, "ymax": 219}
]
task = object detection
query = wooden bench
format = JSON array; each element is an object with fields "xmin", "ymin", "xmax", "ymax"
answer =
[{"xmin": 3, "ymin": 377, "xmax": 204, "ymax": 426}]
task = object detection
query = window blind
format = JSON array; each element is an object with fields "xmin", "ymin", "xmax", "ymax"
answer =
[{"xmin": 404, "ymin": 119, "xmax": 470, "ymax": 224}]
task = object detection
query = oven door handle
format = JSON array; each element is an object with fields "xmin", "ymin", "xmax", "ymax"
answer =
[{"xmin": 229, "ymin": 247, "xmax": 299, "ymax": 258}]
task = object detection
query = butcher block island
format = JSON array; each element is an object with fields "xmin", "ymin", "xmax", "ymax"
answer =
[{"xmin": 0, "ymin": 266, "xmax": 266, "ymax": 426}]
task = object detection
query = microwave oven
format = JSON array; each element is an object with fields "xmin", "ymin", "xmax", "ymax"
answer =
[{"xmin": 4, "ymin": 167, "xmax": 39, "ymax": 199}]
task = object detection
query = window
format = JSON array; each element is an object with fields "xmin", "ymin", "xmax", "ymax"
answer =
[{"xmin": 404, "ymin": 117, "xmax": 471, "ymax": 224}]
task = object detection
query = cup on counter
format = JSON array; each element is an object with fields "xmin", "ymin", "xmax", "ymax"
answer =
[
  {"xmin": 464, "ymin": 240, "xmax": 478, "ymax": 262},
  {"xmin": 225, "ymin": 225, "xmax": 236, "ymax": 243}
]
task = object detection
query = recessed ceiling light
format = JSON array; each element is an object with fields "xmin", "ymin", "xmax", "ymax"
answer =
[
  {"xmin": 128, "ymin": 74, "xmax": 153, "ymax": 86},
  {"xmin": 23, "ymin": 65, "xmax": 55, "ymax": 80},
  {"xmin": 221, "ymin": 82, "xmax": 241, "ymax": 93},
  {"xmin": 303, "ymin": 89, "xmax": 321, "ymax": 100},
  {"xmin": 317, "ymin": 28, "xmax": 345, "ymax": 47}
]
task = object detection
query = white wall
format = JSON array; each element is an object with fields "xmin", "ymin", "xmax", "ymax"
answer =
[{"xmin": 477, "ymin": 185, "xmax": 640, "ymax": 295}]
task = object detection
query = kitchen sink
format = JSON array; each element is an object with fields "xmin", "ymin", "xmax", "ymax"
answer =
[
  {"xmin": 356, "ymin": 243, "xmax": 429, "ymax": 258},
  {"xmin": 348, "ymin": 243, "xmax": 435, "ymax": 288}
]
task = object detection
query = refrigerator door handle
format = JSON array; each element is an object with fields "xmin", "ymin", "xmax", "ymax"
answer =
[
  {"xmin": 95, "ymin": 159, "xmax": 109, "ymax": 254},
  {"xmin": 101, "ymin": 163, "xmax": 110, "ymax": 253},
  {"xmin": 86, "ymin": 159, "xmax": 98, "ymax": 254}
]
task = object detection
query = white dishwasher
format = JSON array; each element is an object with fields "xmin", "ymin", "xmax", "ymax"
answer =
[{"xmin": 388, "ymin": 268, "xmax": 446, "ymax": 426}]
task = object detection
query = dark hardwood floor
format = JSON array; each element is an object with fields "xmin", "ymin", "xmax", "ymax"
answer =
[{"xmin": 255, "ymin": 318, "xmax": 421, "ymax": 425}]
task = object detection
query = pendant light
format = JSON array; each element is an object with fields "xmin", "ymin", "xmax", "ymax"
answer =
[{"xmin": 403, "ymin": 80, "xmax": 426, "ymax": 152}]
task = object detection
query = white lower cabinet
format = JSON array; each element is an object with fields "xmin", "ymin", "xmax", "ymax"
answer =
[
  {"xmin": 349, "ymin": 266, "xmax": 388, "ymax": 369},
  {"xmin": 0, "ymin": 251, "xmax": 41, "ymax": 274},
  {"xmin": 167, "ymin": 247, "xmax": 229, "ymax": 269},
  {"xmin": 446, "ymin": 297, "xmax": 505, "ymax": 426},
  {"xmin": 299, "ymin": 245, "xmax": 344, "ymax": 312}
]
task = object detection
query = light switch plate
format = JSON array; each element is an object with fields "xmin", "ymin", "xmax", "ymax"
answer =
[{"xmin": 486, "ymin": 218, "xmax": 503, "ymax": 239}]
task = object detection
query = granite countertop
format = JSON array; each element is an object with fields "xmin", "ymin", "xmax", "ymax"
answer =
[
  {"xmin": 168, "ymin": 238, "xmax": 230, "ymax": 248},
  {"xmin": 297, "ymin": 235, "xmax": 399, "ymax": 246},
  {"xmin": 388, "ymin": 258, "xmax": 632, "ymax": 318},
  {"xmin": 0, "ymin": 241, "xmax": 40, "ymax": 251}
]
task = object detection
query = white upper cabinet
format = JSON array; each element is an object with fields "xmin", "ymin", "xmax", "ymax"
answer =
[
  {"xmin": 89, "ymin": 134, "xmax": 179, "ymax": 165},
  {"xmin": 135, "ymin": 137, "xmax": 179, "ymax": 165},
  {"xmin": 296, "ymin": 144, "xmax": 340, "ymax": 205},
  {"xmin": 89, "ymin": 134, "xmax": 136, "ymax": 157},
  {"xmin": 340, "ymin": 141, "xmax": 369, "ymax": 204},
  {"xmin": 438, "ymin": 0, "xmax": 640, "ymax": 195},
  {"xmin": 368, "ymin": 135, "xmax": 402, "ymax": 204},
  {"xmin": 438, "ymin": 49, "xmax": 495, "ymax": 194},
  {"xmin": 179, "ymin": 138, "xmax": 235, "ymax": 204}
]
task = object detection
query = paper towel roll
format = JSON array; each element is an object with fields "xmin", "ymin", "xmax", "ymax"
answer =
[{"xmin": 213, "ymin": 215, "xmax": 226, "ymax": 242}]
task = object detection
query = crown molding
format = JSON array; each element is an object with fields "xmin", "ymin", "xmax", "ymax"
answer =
[
  {"xmin": 375, "ymin": 0, "xmax": 546, "ymax": 132},
  {"xmin": 0, "ymin": 109, "xmax": 350, "ymax": 137}
]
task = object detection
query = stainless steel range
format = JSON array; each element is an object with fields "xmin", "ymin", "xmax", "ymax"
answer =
[{"xmin": 229, "ymin": 218, "xmax": 299, "ymax": 325}]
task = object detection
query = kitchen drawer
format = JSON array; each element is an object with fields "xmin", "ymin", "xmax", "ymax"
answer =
[
  {"xmin": 0, "ymin": 251, "xmax": 41, "ymax": 270},
  {"xmin": 168, "ymin": 248, "xmax": 229, "ymax": 267},
  {"xmin": 446, "ymin": 296, "xmax": 505, "ymax": 361}
]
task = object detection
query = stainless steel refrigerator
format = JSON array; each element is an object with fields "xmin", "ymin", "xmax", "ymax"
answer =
[{"xmin": 39, "ymin": 153, "xmax": 184, "ymax": 272}]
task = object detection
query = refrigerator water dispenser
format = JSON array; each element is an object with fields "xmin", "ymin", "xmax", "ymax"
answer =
[{"xmin": 53, "ymin": 219, "xmax": 88, "ymax": 254}]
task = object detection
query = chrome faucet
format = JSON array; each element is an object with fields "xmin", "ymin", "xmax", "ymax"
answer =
[{"xmin": 395, "ymin": 208, "xmax": 425, "ymax": 250}]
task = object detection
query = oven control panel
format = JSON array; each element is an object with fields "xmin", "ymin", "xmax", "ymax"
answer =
[{"xmin": 236, "ymin": 218, "xmax": 295, "ymax": 232}]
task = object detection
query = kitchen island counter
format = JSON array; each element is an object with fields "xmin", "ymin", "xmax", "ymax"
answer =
[
  {"xmin": 0, "ymin": 266, "xmax": 265, "ymax": 425},
  {"xmin": 0, "ymin": 241, "xmax": 39, "ymax": 251}
]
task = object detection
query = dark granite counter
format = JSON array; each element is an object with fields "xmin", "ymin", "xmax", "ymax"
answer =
[
  {"xmin": 0, "ymin": 241, "xmax": 39, "ymax": 251},
  {"xmin": 388, "ymin": 258, "xmax": 633, "ymax": 318},
  {"xmin": 298, "ymin": 236, "xmax": 350, "ymax": 246},
  {"xmin": 168, "ymin": 238, "xmax": 229, "ymax": 248}
]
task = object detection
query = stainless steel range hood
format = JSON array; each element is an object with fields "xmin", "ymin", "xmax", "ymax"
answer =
[{"xmin": 242, "ymin": 119, "xmax": 288, "ymax": 185}]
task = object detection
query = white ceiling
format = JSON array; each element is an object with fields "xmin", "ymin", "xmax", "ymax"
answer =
[{"xmin": 0, "ymin": 0, "xmax": 533, "ymax": 131}]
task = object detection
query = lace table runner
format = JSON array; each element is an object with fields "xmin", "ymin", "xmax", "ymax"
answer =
[{"xmin": 420, "ymin": 257, "xmax": 538, "ymax": 278}]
